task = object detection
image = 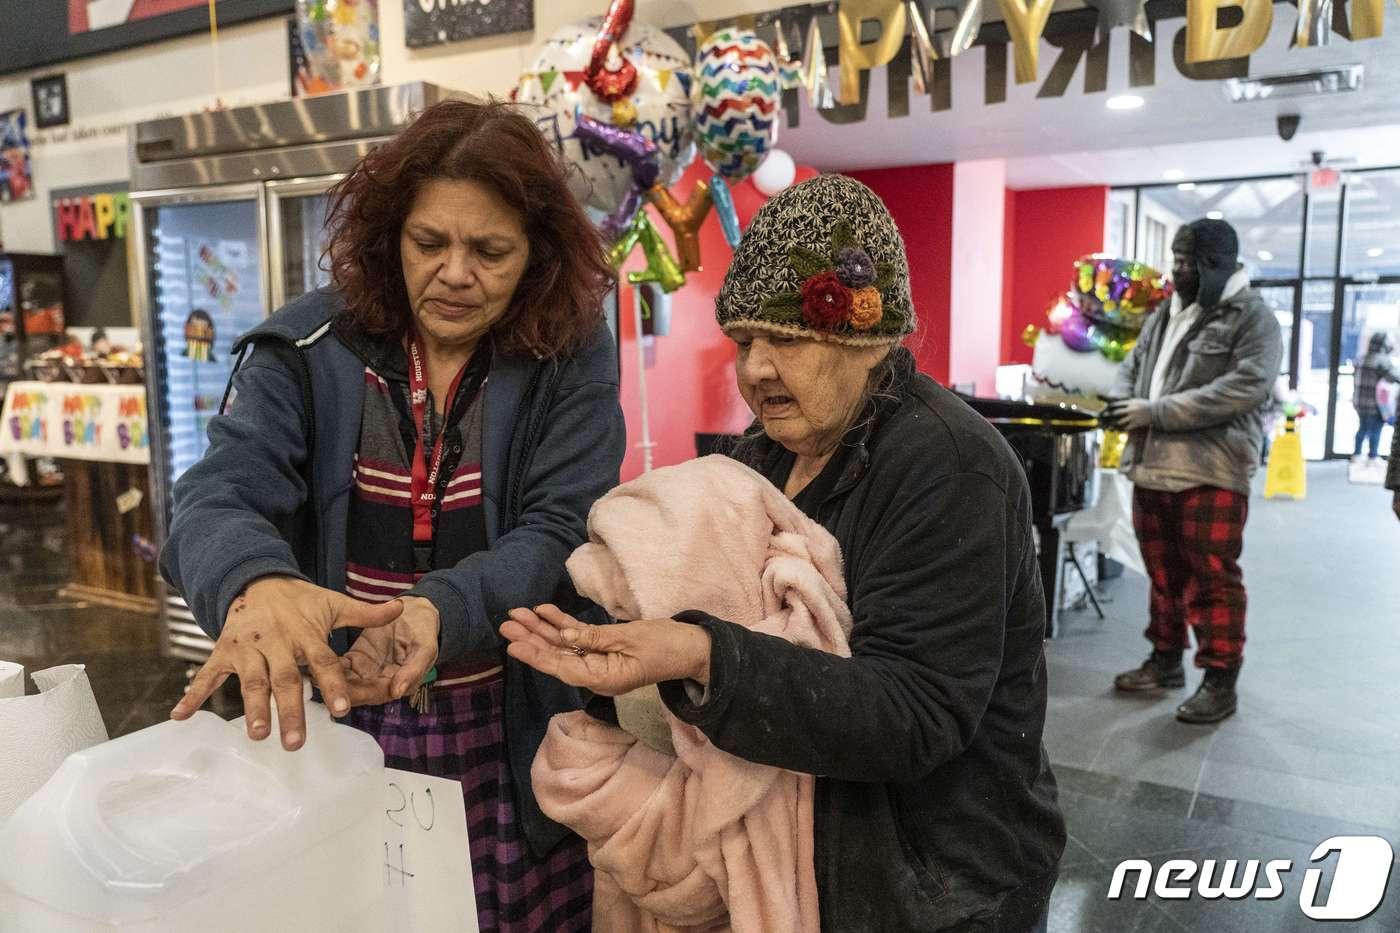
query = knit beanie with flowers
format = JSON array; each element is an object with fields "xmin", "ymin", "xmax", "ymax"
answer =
[{"xmin": 715, "ymin": 173, "xmax": 916, "ymax": 346}]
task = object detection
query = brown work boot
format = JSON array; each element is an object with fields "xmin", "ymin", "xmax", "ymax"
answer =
[
  {"xmin": 1113, "ymin": 649, "xmax": 1185, "ymax": 692},
  {"xmin": 1176, "ymin": 667, "xmax": 1239, "ymax": 724}
]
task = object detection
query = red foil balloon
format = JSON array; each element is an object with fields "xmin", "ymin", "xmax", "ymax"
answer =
[{"xmin": 586, "ymin": 0, "xmax": 638, "ymax": 102}]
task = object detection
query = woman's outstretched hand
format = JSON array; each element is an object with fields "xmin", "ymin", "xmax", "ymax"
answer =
[
  {"xmin": 501, "ymin": 604, "xmax": 711, "ymax": 697},
  {"xmin": 342, "ymin": 596, "xmax": 441, "ymax": 707},
  {"xmin": 171, "ymin": 575, "xmax": 403, "ymax": 750}
]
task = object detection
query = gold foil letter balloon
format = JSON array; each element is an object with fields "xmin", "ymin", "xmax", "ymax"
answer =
[
  {"xmin": 1185, "ymin": 0, "xmax": 1272, "ymax": 62},
  {"xmin": 998, "ymin": 0, "xmax": 1056, "ymax": 83},
  {"xmin": 837, "ymin": 0, "xmax": 908, "ymax": 105},
  {"xmin": 1346, "ymin": 0, "xmax": 1397, "ymax": 39},
  {"xmin": 647, "ymin": 181, "xmax": 712, "ymax": 273}
]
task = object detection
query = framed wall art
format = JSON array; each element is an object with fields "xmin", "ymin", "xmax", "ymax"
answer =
[
  {"xmin": 404, "ymin": 0, "xmax": 532, "ymax": 48},
  {"xmin": 1, "ymin": 0, "xmax": 294, "ymax": 76},
  {"xmin": 31, "ymin": 74, "xmax": 70, "ymax": 130}
]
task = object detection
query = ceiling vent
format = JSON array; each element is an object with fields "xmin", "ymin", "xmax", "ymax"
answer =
[{"xmin": 1224, "ymin": 64, "xmax": 1363, "ymax": 102}]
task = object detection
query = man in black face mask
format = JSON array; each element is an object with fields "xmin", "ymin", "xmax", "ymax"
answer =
[{"xmin": 1102, "ymin": 219, "xmax": 1282, "ymax": 724}]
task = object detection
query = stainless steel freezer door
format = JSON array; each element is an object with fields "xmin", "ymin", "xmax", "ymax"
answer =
[
  {"xmin": 266, "ymin": 175, "xmax": 344, "ymax": 310},
  {"xmin": 131, "ymin": 184, "xmax": 271, "ymax": 663}
]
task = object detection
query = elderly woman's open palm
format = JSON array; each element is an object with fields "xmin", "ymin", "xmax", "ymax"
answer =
[{"xmin": 502, "ymin": 604, "xmax": 711, "ymax": 696}]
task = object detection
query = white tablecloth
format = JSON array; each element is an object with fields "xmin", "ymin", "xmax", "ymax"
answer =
[{"xmin": 1061, "ymin": 468, "xmax": 1143, "ymax": 577}]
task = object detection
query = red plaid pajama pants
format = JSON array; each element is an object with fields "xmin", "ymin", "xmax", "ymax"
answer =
[{"xmin": 1132, "ymin": 485, "xmax": 1248, "ymax": 670}]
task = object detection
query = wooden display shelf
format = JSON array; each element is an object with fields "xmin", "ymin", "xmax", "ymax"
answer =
[
  {"xmin": 58, "ymin": 583, "xmax": 159, "ymax": 614},
  {"xmin": 0, "ymin": 481, "xmax": 65, "ymax": 506},
  {"xmin": 60, "ymin": 458, "xmax": 158, "ymax": 612}
]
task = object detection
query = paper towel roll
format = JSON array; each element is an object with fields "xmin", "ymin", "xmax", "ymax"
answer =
[{"xmin": 0, "ymin": 663, "xmax": 109, "ymax": 820}]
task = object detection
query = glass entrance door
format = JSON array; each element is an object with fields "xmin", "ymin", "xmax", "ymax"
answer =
[
  {"xmin": 1321, "ymin": 169, "xmax": 1400, "ymax": 459},
  {"xmin": 1330, "ymin": 281, "xmax": 1400, "ymax": 459},
  {"xmin": 1295, "ymin": 280, "xmax": 1338, "ymax": 461},
  {"xmin": 1113, "ymin": 168, "xmax": 1400, "ymax": 460}
]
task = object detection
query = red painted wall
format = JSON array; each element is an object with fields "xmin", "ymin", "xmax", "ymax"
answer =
[
  {"xmin": 616, "ymin": 160, "xmax": 819, "ymax": 481},
  {"xmin": 1000, "ymin": 185, "xmax": 1109, "ymax": 365},
  {"xmin": 1002, "ymin": 188, "xmax": 1017, "ymax": 370},
  {"xmin": 845, "ymin": 164, "xmax": 955, "ymax": 384}
]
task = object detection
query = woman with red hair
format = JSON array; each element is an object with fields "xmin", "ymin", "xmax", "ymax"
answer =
[{"xmin": 161, "ymin": 100, "xmax": 624, "ymax": 930}]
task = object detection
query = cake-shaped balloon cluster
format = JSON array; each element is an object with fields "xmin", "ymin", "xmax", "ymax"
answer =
[{"xmin": 1032, "ymin": 256, "xmax": 1172, "ymax": 363}]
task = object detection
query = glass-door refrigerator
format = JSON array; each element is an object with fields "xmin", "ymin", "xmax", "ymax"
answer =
[
  {"xmin": 129, "ymin": 82, "xmax": 465, "ymax": 663},
  {"xmin": 266, "ymin": 177, "xmax": 339, "ymax": 308}
]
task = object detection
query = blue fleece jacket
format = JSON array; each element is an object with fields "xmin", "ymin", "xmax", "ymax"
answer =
[{"xmin": 158, "ymin": 287, "xmax": 626, "ymax": 855}]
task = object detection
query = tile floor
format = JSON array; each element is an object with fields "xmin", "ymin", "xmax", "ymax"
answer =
[
  {"xmin": 1044, "ymin": 462, "xmax": 1400, "ymax": 930},
  {"xmin": 0, "ymin": 497, "xmax": 239, "ymax": 735},
  {"xmin": 1, "ymin": 461, "xmax": 1397, "ymax": 930}
]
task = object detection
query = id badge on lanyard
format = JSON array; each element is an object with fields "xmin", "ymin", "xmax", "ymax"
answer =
[{"xmin": 406, "ymin": 333, "xmax": 470, "ymax": 567}]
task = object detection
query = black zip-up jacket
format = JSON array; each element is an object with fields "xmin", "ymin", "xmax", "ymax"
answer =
[{"xmin": 659, "ymin": 349, "xmax": 1065, "ymax": 931}]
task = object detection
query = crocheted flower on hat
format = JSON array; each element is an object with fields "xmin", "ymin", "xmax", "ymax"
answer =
[
  {"xmin": 834, "ymin": 246, "xmax": 877, "ymax": 289},
  {"xmin": 850, "ymin": 287, "xmax": 883, "ymax": 331},
  {"xmin": 800, "ymin": 272, "xmax": 852, "ymax": 331},
  {"xmin": 761, "ymin": 221, "xmax": 895, "ymax": 335}
]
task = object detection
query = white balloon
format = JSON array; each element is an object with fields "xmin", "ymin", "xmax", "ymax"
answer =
[
  {"xmin": 514, "ymin": 18, "xmax": 696, "ymax": 216},
  {"xmin": 751, "ymin": 149, "xmax": 796, "ymax": 197},
  {"xmin": 1028, "ymin": 332, "xmax": 1125, "ymax": 401}
]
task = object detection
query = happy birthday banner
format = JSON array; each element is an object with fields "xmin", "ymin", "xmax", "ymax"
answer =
[
  {"xmin": 665, "ymin": 0, "xmax": 1393, "ymax": 116},
  {"xmin": 0, "ymin": 382, "xmax": 150, "ymax": 465}
]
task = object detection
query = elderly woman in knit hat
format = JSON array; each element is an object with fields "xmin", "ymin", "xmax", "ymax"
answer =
[{"xmin": 504, "ymin": 175, "xmax": 1065, "ymax": 931}]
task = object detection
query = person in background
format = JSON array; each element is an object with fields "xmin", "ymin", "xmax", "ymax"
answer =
[
  {"xmin": 159, "ymin": 100, "xmax": 624, "ymax": 931},
  {"xmin": 1102, "ymin": 218, "xmax": 1282, "ymax": 724},
  {"xmin": 1353, "ymin": 332, "xmax": 1399, "ymax": 464},
  {"xmin": 1389, "ymin": 414, "xmax": 1400, "ymax": 522}
]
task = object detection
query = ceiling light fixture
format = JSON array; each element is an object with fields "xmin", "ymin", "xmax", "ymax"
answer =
[
  {"xmin": 1258, "ymin": 250, "xmax": 1275, "ymax": 261},
  {"xmin": 1164, "ymin": 169, "xmax": 1186, "ymax": 181},
  {"xmin": 1224, "ymin": 64, "xmax": 1363, "ymax": 103},
  {"xmin": 1207, "ymin": 211, "xmax": 1224, "ymax": 220},
  {"xmin": 1367, "ymin": 247, "xmax": 1385, "ymax": 257},
  {"xmin": 1106, "ymin": 94, "xmax": 1145, "ymax": 111},
  {"xmin": 1177, "ymin": 182, "xmax": 1197, "ymax": 191}
]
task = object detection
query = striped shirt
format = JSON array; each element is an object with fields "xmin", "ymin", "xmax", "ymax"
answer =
[{"xmin": 344, "ymin": 339, "xmax": 492, "ymax": 668}]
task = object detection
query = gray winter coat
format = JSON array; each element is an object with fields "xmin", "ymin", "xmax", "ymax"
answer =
[{"xmin": 1112, "ymin": 286, "xmax": 1283, "ymax": 495}]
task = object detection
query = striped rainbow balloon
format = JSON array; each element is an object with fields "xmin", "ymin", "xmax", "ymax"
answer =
[{"xmin": 693, "ymin": 27, "xmax": 780, "ymax": 183}]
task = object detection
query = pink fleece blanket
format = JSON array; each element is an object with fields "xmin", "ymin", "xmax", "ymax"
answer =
[{"xmin": 532, "ymin": 455, "xmax": 852, "ymax": 932}]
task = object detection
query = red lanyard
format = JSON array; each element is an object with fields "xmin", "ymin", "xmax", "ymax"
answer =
[{"xmin": 406, "ymin": 333, "xmax": 470, "ymax": 545}]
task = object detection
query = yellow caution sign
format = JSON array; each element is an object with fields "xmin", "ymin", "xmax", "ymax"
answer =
[
  {"xmin": 1264, "ymin": 417, "xmax": 1306, "ymax": 499},
  {"xmin": 1100, "ymin": 429, "xmax": 1129, "ymax": 470}
]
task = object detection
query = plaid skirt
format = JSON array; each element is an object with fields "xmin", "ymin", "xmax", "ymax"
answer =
[{"xmin": 348, "ymin": 668, "xmax": 593, "ymax": 932}]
